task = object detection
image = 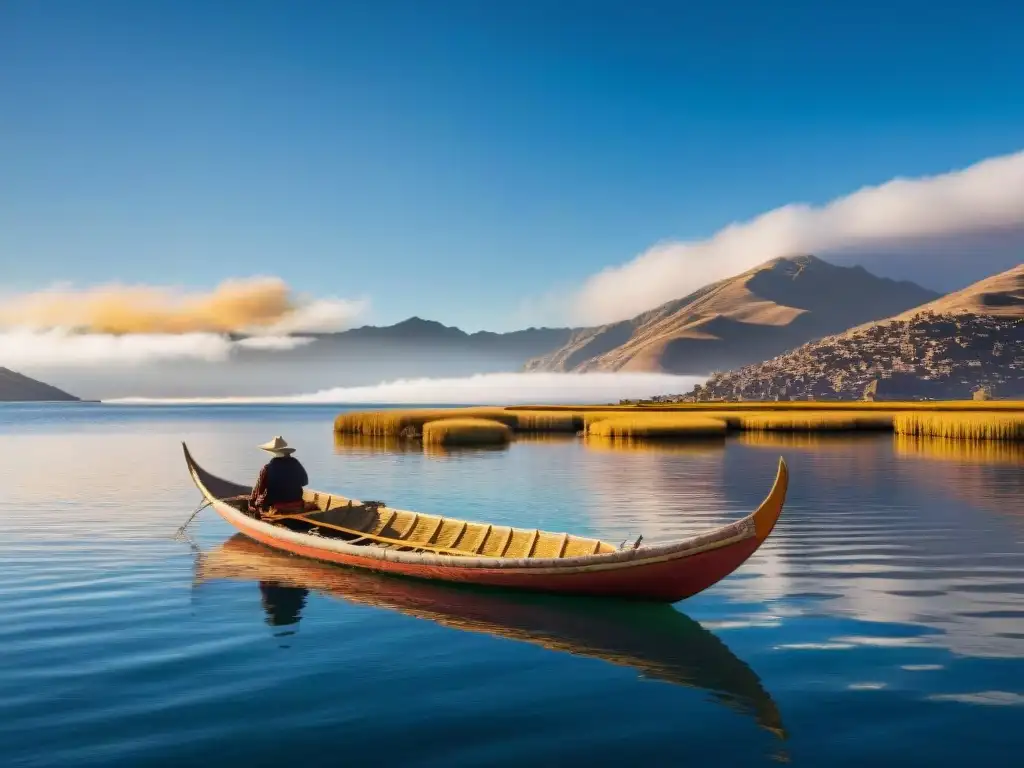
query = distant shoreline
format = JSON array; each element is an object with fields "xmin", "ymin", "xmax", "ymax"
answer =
[{"xmin": 0, "ymin": 399, "xmax": 100, "ymax": 404}]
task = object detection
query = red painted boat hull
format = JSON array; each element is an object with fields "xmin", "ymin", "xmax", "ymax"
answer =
[{"xmin": 229, "ymin": 513, "xmax": 762, "ymax": 601}]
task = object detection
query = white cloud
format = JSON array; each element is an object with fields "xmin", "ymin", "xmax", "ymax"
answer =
[
  {"xmin": 103, "ymin": 371, "xmax": 705, "ymax": 404},
  {"xmin": 0, "ymin": 276, "xmax": 369, "ymax": 335},
  {"xmin": 233, "ymin": 335, "xmax": 315, "ymax": 351},
  {"xmin": 247, "ymin": 297, "xmax": 371, "ymax": 335},
  {"xmin": 0, "ymin": 329, "xmax": 315, "ymax": 367},
  {"xmin": 0, "ymin": 329, "xmax": 234, "ymax": 367},
  {"xmin": 570, "ymin": 150, "xmax": 1024, "ymax": 325}
]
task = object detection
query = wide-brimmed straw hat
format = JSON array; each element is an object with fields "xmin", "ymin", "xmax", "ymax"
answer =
[{"xmin": 259, "ymin": 436, "xmax": 296, "ymax": 457}]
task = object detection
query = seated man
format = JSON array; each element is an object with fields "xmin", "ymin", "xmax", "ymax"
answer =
[{"xmin": 248, "ymin": 436, "xmax": 310, "ymax": 517}]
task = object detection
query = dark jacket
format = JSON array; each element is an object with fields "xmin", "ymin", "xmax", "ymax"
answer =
[{"xmin": 249, "ymin": 455, "xmax": 309, "ymax": 511}]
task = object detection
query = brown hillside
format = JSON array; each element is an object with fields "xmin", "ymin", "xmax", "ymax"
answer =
[
  {"xmin": 663, "ymin": 262, "xmax": 1024, "ymax": 403},
  {"xmin": 526, "ymin": 255, "xmax": 939, "ymax": 375},
  {"xmin": 894, "ymin": 262, "xmax": 1024, "ymax": 319}
]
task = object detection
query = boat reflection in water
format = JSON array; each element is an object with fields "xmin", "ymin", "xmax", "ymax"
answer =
[{"xmin": 197, "ymin": 534, "xmax": 786, "ymax": 741}]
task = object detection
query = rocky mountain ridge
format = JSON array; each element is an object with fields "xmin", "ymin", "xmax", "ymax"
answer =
[{"xmin": 525, "ymin": 255, "xmax": 940, "ymax": 375}]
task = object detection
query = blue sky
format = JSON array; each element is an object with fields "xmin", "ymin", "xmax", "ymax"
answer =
[{"xmin": 2, "ymin": 0, "xmax": 1023, "ymax": 331}]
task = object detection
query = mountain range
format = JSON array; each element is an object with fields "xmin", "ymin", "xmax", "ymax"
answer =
[
  {"xmin": 275, "ymin": 317, "xmax": 573, "ymax": 353},
  {"xmin": 524, "ymin": 255, "xmax": 940, "ymax": 375},
  {"xmin": 4, "ymin": 256, "xmax": 1020, "ymax": 401},
  {"xmin": 6, "ymin": 319, "xmax": 577, "ymax": 401}
]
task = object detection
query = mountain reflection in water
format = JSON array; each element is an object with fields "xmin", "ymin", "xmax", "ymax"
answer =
[{"xmin": 196, "ymin": 534, "xmax": 786, "ymax": 740}]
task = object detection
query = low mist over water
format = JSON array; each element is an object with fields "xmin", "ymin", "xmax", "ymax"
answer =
[{"xmin": 104, "ymin": 372, "xmax": 706, "ymax": 405}]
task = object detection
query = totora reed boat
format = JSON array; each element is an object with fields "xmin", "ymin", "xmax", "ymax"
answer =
[{"xmin": 182, "ymin": 443, "xmax": 789, "ymax": 602}]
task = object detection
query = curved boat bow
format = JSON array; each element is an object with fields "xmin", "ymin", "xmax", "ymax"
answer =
[{"xmin": 182, "ymin": 442, "xmax": 788, "ymax": 602}]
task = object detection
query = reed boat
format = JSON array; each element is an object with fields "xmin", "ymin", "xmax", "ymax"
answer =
[
  {"xmin": 182, "ymin": 443, "xmax": 788, "ymax": 603},
  {"xmin": 195, "ymin": 533, "xmax": 786, "ymax": 738}
]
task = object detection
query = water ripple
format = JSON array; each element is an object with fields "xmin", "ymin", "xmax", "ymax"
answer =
[{"xmin": 1, "ymin": 407, "xmax": 1023, "ymax": 765}]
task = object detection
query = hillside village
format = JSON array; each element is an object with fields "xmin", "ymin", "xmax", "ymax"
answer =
[{"xmin": 655, "ymin": 312, "xmax": 1024, "ymax": 402}]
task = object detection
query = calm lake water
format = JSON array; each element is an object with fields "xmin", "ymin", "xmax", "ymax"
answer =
[{"xmin": 1, "ymin": 403, "xmax": 1022, "ymax": 767}]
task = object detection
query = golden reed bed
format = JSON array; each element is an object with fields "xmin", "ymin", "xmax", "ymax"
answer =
[
  {"xmin": 335, "ymin": 402, "xmax": 1024, "ymax": 444},
  {"xmin": 587, "ymin": 416, "xmax": 728, "ymax": 439},
  {"xmin": 504, "ymin": 401, "xmax": 1024, "ymax": 413},
  {"xmin": 421, "ymin": 418, "xmax": 512, "ymax": 446},
  {"xmin": 893, "ymin": 412, "xmax": 1024, "ymax": 441}
]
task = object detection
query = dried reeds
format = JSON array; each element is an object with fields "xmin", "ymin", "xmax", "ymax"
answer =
[
  {"xmin": 587, "ymin": 415, "xmax": 729, "ymax": 439},
  {"xmin": 893, "ymin": 412, "xmax": 1024, "ymax": 441},
  {"xmin": 737, "ymin": 412, "xmax": 894, "ymax": 432},
  {"xmin": 332, "ymin": 401, "xmax": 1024, "ymax": 444},
  {"xmin": 510, "ymin": 410, "xmax": 584, "ymax": 432},
  {"xmin": 421, "ymin": 418, "xmax": 513, "ymax": 446},
  {"xmin": 505, "ymin": 400, "xmax": 1024, "ymax": 413},
  {"xmin": 333, "ymin": 407, "xmax": 516, "ymax": 436}
]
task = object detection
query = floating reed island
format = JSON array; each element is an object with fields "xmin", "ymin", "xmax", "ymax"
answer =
[
  {"xmin": 421, "ymin": 417, "xmax": 513, "ymax": 447},
  {"xmin": 334, "ymin": 401, "xmax": 1024, "ymax": 446}
]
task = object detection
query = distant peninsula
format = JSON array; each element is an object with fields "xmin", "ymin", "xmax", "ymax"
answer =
[{"xmin": 0, "ymin": 367, "xmax": 80, "ymax": 402}]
